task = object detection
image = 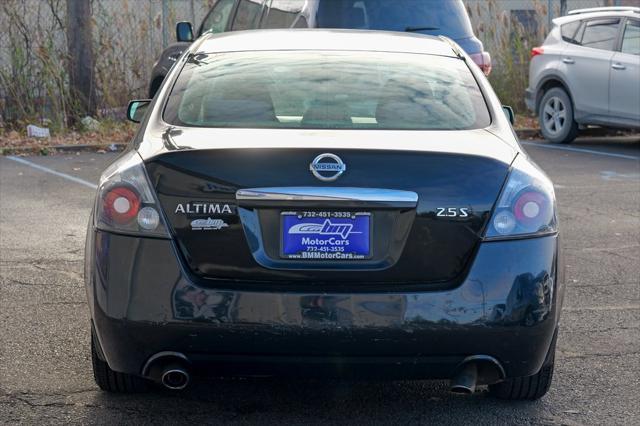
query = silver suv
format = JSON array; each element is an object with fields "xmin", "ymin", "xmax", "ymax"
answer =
[{"xmin": 525, "ymin": 7, "xmax": 640, "ymax": 143}]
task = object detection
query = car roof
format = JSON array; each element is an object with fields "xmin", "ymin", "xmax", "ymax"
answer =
[
  {"xmin": 553, "ymin": 9, "xmax": 638, "ymax": 26},
  {"xmin": 195, "ymin": 29, "xmax": 459, "ymax": 57}
]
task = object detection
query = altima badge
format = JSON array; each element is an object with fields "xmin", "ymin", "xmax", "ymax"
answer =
[
  {"xmin": 175, "ymin": 203, "xmax": 233, "ymax": 215},
  {"xmin": 190, "ymin": 218, "xmax": 229, "ymax": 231},
  {"xmin": 310, "ymin": 153, "xmax": 346, "ymax": 182}
]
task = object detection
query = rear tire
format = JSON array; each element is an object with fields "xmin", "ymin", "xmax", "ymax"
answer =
[
  {"xmin": 538, "ymin": 87, "xmax": 579, "ymax": 144},
  {"xmin": 91, "ymin": 330, "xmax": 149, "ymax": 393},
  {"xmin": 489, "ymin": 329, "xmax": 557, "ymax": 400}
]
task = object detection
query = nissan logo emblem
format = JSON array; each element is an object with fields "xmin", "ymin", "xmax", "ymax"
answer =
[{"xmin": 309, "ymin": 153, "xmax": 346, "ymax": 182}]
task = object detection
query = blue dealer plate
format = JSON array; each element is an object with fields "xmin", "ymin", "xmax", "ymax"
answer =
[{"xmin": 281, "ymin": 212, "xmax": 371, "ymax": 260}]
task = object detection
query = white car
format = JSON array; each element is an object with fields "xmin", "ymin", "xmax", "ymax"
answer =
[{"xmin": 525, "ymin": 7, "xmax": 640, "ymax": 143}]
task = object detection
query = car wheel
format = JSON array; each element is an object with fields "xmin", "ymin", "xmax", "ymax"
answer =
[
  {"xmin": 489, "ymin": 329, "xmax": 557, "ymax": 400},
  {"xmin": 91, "ymin": 330, "xmax": 149, "ymax": 393},
  {"xmin": 538, "ymin": 87, "xmax": 579, "ymax": 144}
]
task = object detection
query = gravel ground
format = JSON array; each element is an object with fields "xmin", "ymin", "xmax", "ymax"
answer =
[{"xmin": 0, "ymin": 137, "xmax": 638, "ymax": 425}]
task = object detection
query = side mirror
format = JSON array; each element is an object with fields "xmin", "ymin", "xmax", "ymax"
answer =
[
  {"xmin": 127, "ymin": 100, "xmax": 151, "ymax": 123},
  {"xmin": 176, "ymin": 22, "xmax": 194, "ymax": 42},
  {"xmin": 502, "ymin": 105, "xmax": 515, "ymax": 125}
]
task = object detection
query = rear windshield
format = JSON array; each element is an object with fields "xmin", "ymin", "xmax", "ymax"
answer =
[
  {"xmin": 163, "ymin": 51, "xmax": 490, "ymax": 130},
  {"xmin": 315, "ymin": 0, "xmax": 474, "ymax": 40}
]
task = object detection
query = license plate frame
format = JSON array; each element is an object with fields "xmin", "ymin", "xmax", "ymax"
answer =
[{"xmin": 280, "ymin": 211, "xmax": 372, "ymax": 260}]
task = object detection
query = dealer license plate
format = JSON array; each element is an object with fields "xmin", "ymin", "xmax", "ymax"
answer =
[{"xmin": 281, "ymin": 211, "xmax": 371, "ymax": 260}]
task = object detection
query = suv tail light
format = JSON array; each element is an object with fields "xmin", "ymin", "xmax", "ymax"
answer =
[
  {"xmin": 531, "ymin": 47, "xmax": 544, "ymax": 58},
  {"xmin": 470, "ymin": 51, "xmax": 492, "ymax": 75},
  {"xmin": 95, "ymin": 151, "xmax": 170, "ymax": 238},
  {"xmin": 485, "ymin": 155, "xmax": 557, "ymax": 239}
]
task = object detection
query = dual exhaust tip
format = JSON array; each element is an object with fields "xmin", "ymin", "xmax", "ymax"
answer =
[
  {"xmin": 145, "ymin": 353, "xmax": 500, "ymax": 393},
  {"xmin": 158, "ymin": 365, "xmax": 475, "ymax": 393},
  {"xmin": 156, "ymin": 360, "xmax": 484, "ymax": 394}
]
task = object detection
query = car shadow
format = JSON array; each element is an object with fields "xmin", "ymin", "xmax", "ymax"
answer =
[
  {"xmin": 86, "ymin": 377, "xmax": 551, "ymax": 423},
  {"xmin": 570, "ymin": 134, "xmax": 640, "ymax": 150}
]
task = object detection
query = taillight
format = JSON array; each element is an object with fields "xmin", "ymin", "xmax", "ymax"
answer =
[
  {"xmin": 485, "ymin": 155, "xmax": 556, "ymax": 239},
  {"xmin": 531, "ymin": 47, "xmax": 544, "ymax": 58},
  {"xmin": 514, "ymin": 191, "xmax": 550, "ymax": 227},
  {"xmin": 470, "ymin": 51, "xmax": 492, "ymax": 76},
  {"xmin": 95, "ymin": 151, "xmax": 169, "ymax": 237},
  {"xmin": 103, "ymin": 186, "xmax": 140, "ymax": 224}
]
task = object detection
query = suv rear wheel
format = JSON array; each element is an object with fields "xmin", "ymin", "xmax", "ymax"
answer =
[{"xmin": 539, "ymin": 87, "xmax": 579, "ymax": 144}]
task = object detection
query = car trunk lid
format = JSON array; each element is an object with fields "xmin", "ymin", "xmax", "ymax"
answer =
[{"xmin": 144, "ymin": 129, "xmax": 514, "ymax": 285}]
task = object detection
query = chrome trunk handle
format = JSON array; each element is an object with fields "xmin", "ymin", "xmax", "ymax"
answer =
[{"xmin": 236, "ymin": 187, "xmax": 418, "ymax": 208}]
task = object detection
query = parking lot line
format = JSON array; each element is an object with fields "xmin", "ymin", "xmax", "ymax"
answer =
[
  {"xmin": 6, "ymin": 156, "xmax": 98, "ymax": 190},
  {"xmin": 521, "ymin": 142, "xmax": 640, "ymax": 161}
]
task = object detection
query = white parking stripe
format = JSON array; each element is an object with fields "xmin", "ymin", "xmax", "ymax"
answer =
[
  {"xmin": 521, "ymin": 142, "xmax": 640, "ymax": 161},
  {"xmin": 6, "ymin": 156, "xmax": 98, "ymax": 190}
]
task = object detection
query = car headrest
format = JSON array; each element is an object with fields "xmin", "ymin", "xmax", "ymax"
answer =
[
  {"xmin": 375, "ymin": 80, "xmax": 433, "ymax": 127},
  {"xmin": 203, "ymin": 99, "xmax": 277, "ymax": 123},
  {"xmin": 202, "ymin": 81, "xmax": 277, "ymax": 124},
  {"xmin": 302, "ymin": 100, "xmax": 352, "ymax": 127}
]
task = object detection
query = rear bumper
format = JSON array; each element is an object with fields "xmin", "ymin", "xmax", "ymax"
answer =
[
  {"xmin": 86, "ymin": 230, "xmax": 563, "ymax": 380},
  {"xmin": 525, "ymin": 88, "xmax": 536, "ymax": 113}
]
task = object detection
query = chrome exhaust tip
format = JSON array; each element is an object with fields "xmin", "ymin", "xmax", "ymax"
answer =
[
  {"xmin": 450, "ymin": 362, "xmax": 478, "ymax": 394},
  {"xmin": 160, "ymin": 363, "xmax": 190, "ymax": 390}
]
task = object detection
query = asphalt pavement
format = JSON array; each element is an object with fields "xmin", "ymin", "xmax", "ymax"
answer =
[{"xmin": 0, "ymin": 137, "xmax": 638, "ymax": 425}]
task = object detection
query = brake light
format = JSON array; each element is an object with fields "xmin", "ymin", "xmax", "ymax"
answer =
[
  {"xmin": 95, "ymin": 151, "xmax": 170, "ymax": 237},
  {"xmin": 493, "ymin": 189, "xmax": 551, "ymax": 235},
  {"xmin": 470, "ymin": 51, "xmax": 492, "ymax": 76},
  {"xmin": 531, "ymin": 47, "xmax": 544, "ymax": 58},
  {"xmin": 485, "ymin": 155, "xmax": 556, "ymax": 238},
  {"xmin": 103, "ymin": 186, "xmax": 140, "ymax": 224},
  {"xmin": 514, "ymin": 191, "xmax": 549, "ymax": 226}
]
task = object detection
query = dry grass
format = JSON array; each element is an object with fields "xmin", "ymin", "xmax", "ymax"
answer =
[
  {"xmin": 0, "ymin": 0, "xmax": 197, "ymax": 132},
  {"xmin": 468, "ymin": 0, "xmax": 551, "ymax": 114},
  {"xmin": 0, "ymin": 120, "xmax": 135, "ymax": 154}
]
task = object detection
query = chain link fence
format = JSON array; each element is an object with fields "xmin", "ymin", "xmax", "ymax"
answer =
[{"xmin": 0, "ymin": 0, "xmax": 216, "ymax": 128}]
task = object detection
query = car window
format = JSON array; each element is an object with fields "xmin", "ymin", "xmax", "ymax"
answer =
[
  {"xmin": 561, "ymin": 20, "xmax": 582, "ymax": 43},
  {"xmin": 315, "ymin": 0, "xmax": 473, "ymax": 40},
  {"xmin": 621, "ymin": 19, "xmax": 640, "ymax": 55},
  {"xmin": 262, "ymin": 0, "xmax": 302, "ymax": 28},
  {"xmin": 201, "ymin": 0, "xmax": 236, "ymax": 34},
  {"xmin": 164, "ymin": 51, "xmax": 490, "ymax": 130},
  {"xmin": 231, "ymin": 0, "xmax": 264, "ymax": 30},
  {"xmin": 578, "ymin": 18, "xmax": 620, "ymax": 51}
]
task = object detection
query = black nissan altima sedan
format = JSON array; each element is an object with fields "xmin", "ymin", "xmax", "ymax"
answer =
[{"xmin": 85, "ymin": 29, "xmax": 563, "ymax": 400}]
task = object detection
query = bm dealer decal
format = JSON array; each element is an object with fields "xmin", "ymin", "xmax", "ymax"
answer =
[{"xmin": 174, "ymin": 203, "xmax": 235, "ymax": 231}]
